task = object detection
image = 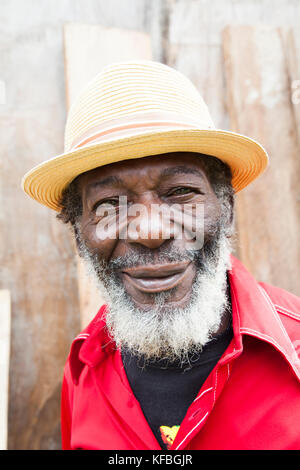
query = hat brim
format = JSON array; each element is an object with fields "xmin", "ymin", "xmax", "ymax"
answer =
[{"xmin": 22, "ymin": 128, "xmax": 269, "ymax": 212}]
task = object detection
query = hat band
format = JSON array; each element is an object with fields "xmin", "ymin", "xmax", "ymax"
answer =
[{"xmin": 67, "ymin": 111, "xmax": 215, "ymax": 152}]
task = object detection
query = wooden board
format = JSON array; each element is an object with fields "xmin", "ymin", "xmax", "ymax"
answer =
[
  {"xmin": 64, "ymin": 23, "xmax": 153, "ymax": 107},
  {"xmin": 223, "ymin": 25, "xmax": 300, "ymax": 295},
  {"xmin": 64, "ymin": 23, "xmax": 152, "ymax": 328},
  {"xmin": 0, "ymin": 29, "xmax": 82, "ymax": 450},
  {"xmin": 0, "ymin": 290, "xmax": 10, "ymax": 450},
  {"xmin": 284, "ymin": 28, "xmax": 300, "ymax": 147}
]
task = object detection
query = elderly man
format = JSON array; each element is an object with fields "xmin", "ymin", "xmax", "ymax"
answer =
[{"xmin": 22, "ymin": 61, "xmax": 300, "ymax": 450}]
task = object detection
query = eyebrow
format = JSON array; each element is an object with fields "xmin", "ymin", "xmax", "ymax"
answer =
[
  {"xmin": 85, "ymin": 175, "xmax": 123, "ymax": 196},
  {"xmin": 85, "ymin": 165, "xmax": 205, "ymax": 198},
  {"xmin": 160, "ymin": 166, "xmax": 205, "ymax": 179}
]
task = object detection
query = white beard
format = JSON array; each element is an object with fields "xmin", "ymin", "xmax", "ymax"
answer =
[{"xmin": 78, "ymin": 230, "xmax": 232, "ymax": 364}]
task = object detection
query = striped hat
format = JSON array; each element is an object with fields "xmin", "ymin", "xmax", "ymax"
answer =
[{"xmin": 22, "ymin": 60, "xmax": 269, "ymax": 211}]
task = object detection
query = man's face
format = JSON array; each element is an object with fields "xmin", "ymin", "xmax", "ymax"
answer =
[
  {"xmin": 75, "ymin": 153, "xmax": 232, "ymax": 362},
  {"xmin": 78, "ymin": 153, "xmax": 222, "ymax": 310}
]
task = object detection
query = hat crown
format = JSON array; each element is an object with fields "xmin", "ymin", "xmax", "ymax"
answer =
[{"xmin": 64, "ymin": 60, "xmax": 215, "ymax": 152}]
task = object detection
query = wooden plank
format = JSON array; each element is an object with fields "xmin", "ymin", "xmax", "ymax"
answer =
[
  {"xmin": 223, "ymin": 25, "xmax": 300, "ymax": 296},
  {"xmin": 284, "ymin": 27, "xmax": 300, "ymax": 146},
  {"xmin": 283, "ymin": 27, "xmax": 300, "ymax": 240},
  {"xmin": 64, "ymin": 23, "xmax": 152, "ymax": 328},
  {"xmin": 0, "ymin": 21, "xmax": 82, "ymax": 450},
  {"xmin": 64, "ymin": 23, "xmax": 153, "ymax": 107},
  {"xmin": 166, "ymin": 0, "xmax": 300, "ymax": 129},
  {"xmin": 0, "ymin": 290, "xmax": 11, "ymax": 450}
]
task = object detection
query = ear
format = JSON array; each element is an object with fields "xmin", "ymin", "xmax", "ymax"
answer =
[
  {"xmin": 226, "ymin": 207, "xmax": 235, "ymax": 237},
  {"xmin": 222, "ymin": 194, "xmax": 235, "ymax": 238},
  {"xmin": 73, "ymin": 222, "xmax": 84, "ymax": 258}
]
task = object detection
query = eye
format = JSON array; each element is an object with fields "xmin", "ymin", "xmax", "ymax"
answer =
[
  {"xmin": 168, "ymin": 187, "xmax": 195, "ymax": 196},
  {"xmin": 92, "ymin": 198, "xmax": 119, "ymax": 212}
]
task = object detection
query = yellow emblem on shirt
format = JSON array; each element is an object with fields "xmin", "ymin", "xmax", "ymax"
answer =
[{"xmin": 159, "ymin": 425, "xmax": 180, "ymax": 449}]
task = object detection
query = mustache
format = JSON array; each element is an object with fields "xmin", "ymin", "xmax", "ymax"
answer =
[
  {"xmin": 108, "ymin": 246, "xmax": 196, "ymax": 271},
  {"xmin": 79, "ymin": 223, "xmax": 224, "ymax": 277},
  {"xmin": 103, "ymin": 239, "xmax": 221, "ymax": 276}
]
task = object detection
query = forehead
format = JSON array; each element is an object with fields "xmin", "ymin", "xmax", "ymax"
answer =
[{"xmin": 77, "ymin": 152, "xmax": 211, "ymax": 191}]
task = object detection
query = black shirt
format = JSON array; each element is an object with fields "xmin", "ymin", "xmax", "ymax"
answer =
[{"xmin": 121, "ymin": 322, "xmax": 233, "ymax": 449}]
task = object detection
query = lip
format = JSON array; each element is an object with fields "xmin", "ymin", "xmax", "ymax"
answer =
[{"xmin": 121, "ymin": 261, "xmax": 192, "ymax": 293}]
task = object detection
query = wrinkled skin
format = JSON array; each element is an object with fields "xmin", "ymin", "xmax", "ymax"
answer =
[{"xmin": 76, "ymin": 153, "xmax": 229, "ymax": 334}]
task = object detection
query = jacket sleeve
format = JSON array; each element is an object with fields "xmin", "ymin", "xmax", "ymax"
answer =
[{"xmin": 61, "ymin": 362, "xmax": 73, "ymax": 450}]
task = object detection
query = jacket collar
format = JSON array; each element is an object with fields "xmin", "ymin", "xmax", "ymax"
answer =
[
  {"xmin": 228, "ymin": 256, "xmax": 300, "ymax": 381},
  {"xmin": 69, "ymin": 304, "xmax": 113, "ymax": 385},
  {"xmin": 69, "ymin": 255, "xmax": 300, "ymax": 384}
]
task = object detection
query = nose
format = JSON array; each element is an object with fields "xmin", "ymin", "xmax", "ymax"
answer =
[{"xmin": 126, "ymin": 200, "xmax": 175, "ymax": 250}]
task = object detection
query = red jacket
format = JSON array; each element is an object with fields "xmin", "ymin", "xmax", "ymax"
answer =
[{"xmin": 61, "ymin": 256, "xmax": 300, "ymax": 450}]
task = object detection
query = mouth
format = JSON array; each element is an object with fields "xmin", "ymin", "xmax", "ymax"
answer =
[{"xmin": 121, "ymin": 261, "xmax": 192, "ymax": 293}]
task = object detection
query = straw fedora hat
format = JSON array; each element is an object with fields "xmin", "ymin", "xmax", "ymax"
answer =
[{"xmin": 22, "ymin": 60, "xmax": 269, "ymax": 212}]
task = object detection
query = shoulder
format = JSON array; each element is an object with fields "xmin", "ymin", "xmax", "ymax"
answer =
[
  {"xmin": 258, "ymin": 282, "xmax": 300, "ymax": 345},
  {"xmin": 63, "ymin": 304, "xmax": 109, "ymax": 386},
  {"xmin": 259, "ymin": 281, "xmax": 300, "ymax": 319}
]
